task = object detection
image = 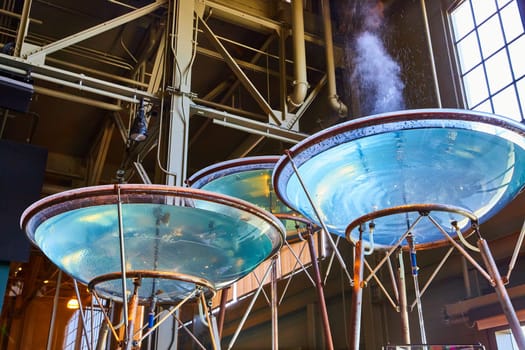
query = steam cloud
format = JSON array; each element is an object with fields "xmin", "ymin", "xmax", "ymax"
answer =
[{"xmin": 350, "ymin": 3, "xmax": 405, "ymax": 115}]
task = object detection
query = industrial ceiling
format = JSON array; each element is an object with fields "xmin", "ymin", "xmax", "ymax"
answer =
[
  {"xmin": 0, "ymin": 0, "xmax": 356, "ymax": 313},
  {"xmin": 2, "ymin": 1, "xmax": 525, "ymax": 346},
  {"xmin": 0, "ymin": 0, "xmax": 351, "ymax": 194}
]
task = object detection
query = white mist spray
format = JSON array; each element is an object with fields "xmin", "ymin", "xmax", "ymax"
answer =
[{"xmin": 350, "ymin": 2, "xmax": 405, "ymax": 115}]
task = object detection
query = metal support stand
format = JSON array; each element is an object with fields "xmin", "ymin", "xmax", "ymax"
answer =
[
  {"xmin": 217, "ymin": 287, "xmax": 229, "ymax": 338},
  {"xmin": 407, "ymin": 234, "xmax": 427, "ymax": 344},
  {"xmin": 226, "ymin": 214, "xmax": 334, "ymax": 350},
  {"xmin": 478, "ymin": 237, "xmax": 525, "ymax": 349},
  {"xmin": 397, "ymin": 249, "xmax": 410, "ymax": 345},
  {"xmin": 228, "ymin": 262, "xmax": 274, "ymax": 350},
  {"xmin": 343, "ymin": 204, "xmax": 525, "ymax": 349},
  {"xmin": 200, "ymin": 293, "xmax": 221, "ymax": 350},
  {"xmin": 81, "ymin": 185, "xmax": 221, "ymax": 350},
  {"xmin": 305, "ymin": 228, "xmax": 334, "ymax": 350},
  {"xmin": 125, "ymin": 279, "xmax": 141, "ymax": 350},
  {"xmin": 285, "ymin": 150, "xmax": 353, "ymax": 284},
  {"xmin": 271, "ymin": 257, "xmax": 279, "ymax": 350},
  {"xmin": 349, "ymin": 226, "xmax": 365, "ymax": 350},
  {"xmin": 73, "ymin": 279, "xmax": 93, "ymax": 350}
]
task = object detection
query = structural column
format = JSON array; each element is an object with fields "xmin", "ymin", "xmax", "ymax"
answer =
[{"xmin": 166, "ymin": 0, "xmax": 196, "ymax": 186}]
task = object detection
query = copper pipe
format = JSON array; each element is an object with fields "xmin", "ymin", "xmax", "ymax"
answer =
[
  {"xmin": 217, "ymin": 287, "xmax": 229, "ymax": 338},
  {"xmin": 271, "ymin": 257, "xmax": 279, "ymax": 350},
  {"xmin": 349, "ymin": 235, "xmax": 365, "ymax": 349},
  {"xmin": 306, "ymin": 231, "xmax": 334, "ymax": 350}
]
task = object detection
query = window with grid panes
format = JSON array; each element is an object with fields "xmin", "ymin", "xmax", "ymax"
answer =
[{"xmin": 449, "ymin": 0, "xmax": 525, "ymax": 121}]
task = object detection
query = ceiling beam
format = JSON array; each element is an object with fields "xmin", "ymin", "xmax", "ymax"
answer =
[
  {"xmin": 229, "ymin": 75, "xmax": 327, "ymax": 158},
  {"xmin": 199, "ymin": 16, "xmax": 280, "ymax": 125},
  {"xmin": 205, "ymin": 0, "xmax": 326, "ymax": 46},
  {"xmin": 25, "ymin": 0, "xmax": 167, "ymax": 61},
  {"xmin": 205, "ymin": 0, "xmax": 281, "ymax": 32}
]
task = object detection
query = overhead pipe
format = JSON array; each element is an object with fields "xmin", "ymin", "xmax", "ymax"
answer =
[
  {"xmin": 287, "ymin": 0, "xmax": 308, "ymax": 111},
  {"xmin": 34, "ymin": 86, "xmax": 122, "ymax": 111},
  {"xmin": 14, "ymin": 0, "xmax": 32, "ymax": 57},
  {"xmin": 321, "ymin": 0, "xmax": 348, "ymax": 117}
]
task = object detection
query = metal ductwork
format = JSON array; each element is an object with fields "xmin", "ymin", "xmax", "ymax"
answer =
[
  {"xmin": 287, "ymin": 0, "xmax": 308, "ymax": 110},
  {"xmin": 321, "ymin": 0, "xmax": 348, "ymax": 117}
]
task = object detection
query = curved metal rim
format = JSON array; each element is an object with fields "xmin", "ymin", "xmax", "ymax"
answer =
[
  {"xmin": 187, "ymin": 155, "xmax": 280, "ymax": 188},
  {"xmin": 284, "ymin": 108, "xmax": 525, "ymax": 162},
  {"xmin": 273, "ymin": 108, "xmax": 525, "ymax": 211},
  {"xmin": 344, "ymin": 203, "xmax": 478, "ymax": 250},
  {"xmin": 20, "ymin": 184, "xmax": 286, "ymax": 254},
  {"xmin": 88, "ymin": 270, "xmax": 216, "ymax": 303}
]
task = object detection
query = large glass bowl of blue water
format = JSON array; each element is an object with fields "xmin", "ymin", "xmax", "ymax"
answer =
[
  {"xmin": 273, "ymin": 109, "xmax": 525, "ymax": 249},
  {"xmin": 21, "ymin": 184, "xmax": 285, "ymax": 302},
  {"xmin": 188, "ymin": 156, "xmax": 311, "ymax": 242}
]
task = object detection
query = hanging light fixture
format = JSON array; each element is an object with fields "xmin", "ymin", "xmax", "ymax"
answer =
[
  {"xmin": 129, "ymin": 99, "xmax": 148, "ymax": 142},
  {"xmin": 66, "ymin": 297, "xmax": 79, "ymax": 310}
]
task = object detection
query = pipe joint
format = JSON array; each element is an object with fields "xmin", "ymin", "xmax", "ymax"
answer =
[
  {"xmin": 287, "ymin": 80, "xmax": 309, "ymax": 108},
  {"xmin": 328, "ymin": 95, "xmax": 348, "ymax": 117}
]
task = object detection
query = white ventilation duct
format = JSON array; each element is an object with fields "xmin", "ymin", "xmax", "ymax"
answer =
[
  {"xmin": 287, "ymin": 0, "xmax": 308, "ymax": 110},
  {"xmin": 321, "ymin": 0, "xmax": 348, "ymax": 117}
]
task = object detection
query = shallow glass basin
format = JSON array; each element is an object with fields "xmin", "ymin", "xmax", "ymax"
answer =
[
  {"xmin": 21, "ymin": 184, "xmax": 285, "ymax": 302},
  {"xmin": 273, "ymin": 109, "xmax": 525, "ymax": 249},
  {"xmin": 188, "ymin": 156, "xmax": 310, "ymax": 242}
]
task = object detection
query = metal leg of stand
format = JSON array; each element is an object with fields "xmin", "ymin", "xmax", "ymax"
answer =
[
  {"xmin": 227, "ymin": 263, "xmax": 274, "ymax": 350},
  {"xmin": 217, "ymin": 287, "xmax": 229, "ymax": 338},
  {"xmin": 477, "ymin": 238, "xmax": 525, "ymax": 349},
  {"xmin": 349, "ymin": 231, "xmax": 365, "ymax": 350},
  {"xmin": 397, "ymin": 249, "xmax": 410, "ymax": 345},
  {"xmin": 407, "ymin": 234, "xmax": 427, "ymax": 344},
  {"xmin": 125, "ymin": 279, "xmax": 141, "ymax": 350},
  {"xmin": 271, "ymin": 257, "xmax": 279, "ymax": 350},
  {"xmin": 200, "ymin": 293, "xmax": 221, "ymax": 350},
  {"xmin": 305, "ymin": 231, "xmax": 334, "ymax": 350},
  {"xmin": 116, "ymin": 185, "xmax": 130, "ymax": 340},
  {"xmin": 285, "ymin": 150, "xmax": 353, "ymax": 283},
  {"xmin": 73, "ymin": 279, "xmax": 93, "ymax": 350}
]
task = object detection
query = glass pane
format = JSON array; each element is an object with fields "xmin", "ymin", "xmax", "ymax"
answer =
[
  {"xmin": 472, "ymin": 0, "xmax": 497, "ymax": 24},
  {"xmin": 473, "ymin": 99, "xmax": 493, "ymax": 113},
  {"xmin": 478, "ymin": 15, "xmax": 505, "ymax": 57},
  {"xmin": 485, "ymin": 49, "xmax": 512, "ymax": 93},
  {"xmin": 451, "ymin": 1, "xmax": 475, "ymax": 40},
  {"xmin": 495, "ymin": 326, "xmax": 525, "ymax": 349},
  {"xmin": 493, "ymin": 85, "xmax": 521, "ymax": 120},
  {"xmin": 463, "ymin": 65, "xmax": 489, "ymax": 106},
  {"xmin": 509, "ymin": 35, "xmax": 525, "ymax": 79},
  {"xmin": 501, "ymin": 1, "xmax": 524, "ymax": 42},
  {"xmin": 497, "ymin": 0, "xmax": 512, "ymax": 7},
  {"xmin": 456, "ymin": 33, "xmax": 481, "ymax": 72}
]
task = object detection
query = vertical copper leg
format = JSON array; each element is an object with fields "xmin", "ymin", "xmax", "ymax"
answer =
[
  {"xmin": 217, "ymin": 287, "xmax": 229, "ymax": 338},
  {"xmin": 397, "ymin": 249, "xmax": 410, "ymax": 345},
  {"xmin": 125, "ymin": 279, "xmax": 141, "ymax": 350},
  {"xmin": 349, "ymin": 238, "xmax": 365, "ymax": 350},
  {"xmin": 271, "ymin": 257, "xmax": 279, "ymax": 350},
  {"xmin": 305, "ymin": 231, "xmax": 334, "ymax": 350}
]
